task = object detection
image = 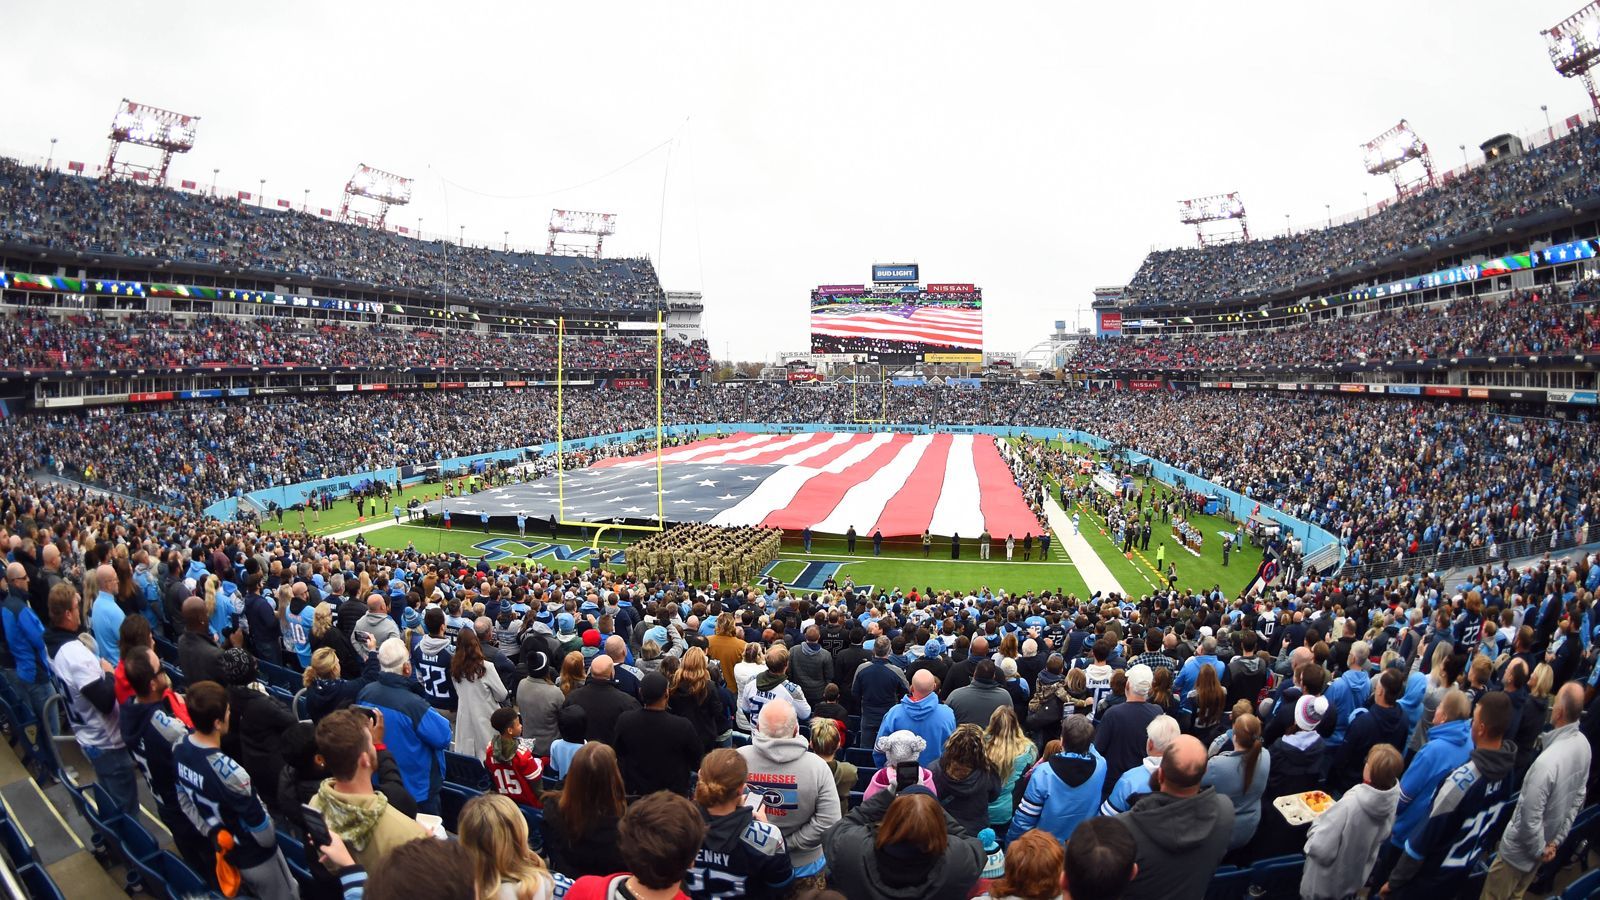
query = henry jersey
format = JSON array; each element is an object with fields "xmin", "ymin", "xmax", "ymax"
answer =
[
  {"xmin": 172, "ymin": 736, "xmax": 278, "ymax": 868},
  {"xmin": 685, "ymin": 807, "xmax": 791, "ymax": 900}
]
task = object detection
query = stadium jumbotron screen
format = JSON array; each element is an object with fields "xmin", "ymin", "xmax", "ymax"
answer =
[{"xmin": 809, "ymin": 282, "xmax": 983, "ymax": 362}]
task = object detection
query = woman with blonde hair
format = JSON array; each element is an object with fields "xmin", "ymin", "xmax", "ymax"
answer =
[
  {"xmin": 558, "ymin": 651, "xmax": 586, "ymax": 697},
  {"xmin": 458, "ymin": 792, "xmax": 553, "ymax": 900},
  {"xmin": 1202, "ymin": 712, "xmax": 1271, "ymax": 850},
  {"xmin": 1409, "ymin": 645, "xmax": 1463, "ymax": 752},
  {"xmin": 309, "ymin": 601, "xmax": 363, "ymax": 676},
  {"xmin": 668, "ymin": 647, "xmax": 726, "ymax": 753},
  {"xmin": 691, "ymin": 749, "xmax": 793, "ymax": 898},
  {"xmin": 299, "ymin": 646, "xmax": 371, "ymax": 722},
  {"xmin": 985, "ymin": 705, "xmax": 1037, "ymax": 831}
]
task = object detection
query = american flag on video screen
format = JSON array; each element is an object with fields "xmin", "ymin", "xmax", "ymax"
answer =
[{"xmin": 810, "ymin": 305, "xmax": 982, "ymax": 349}]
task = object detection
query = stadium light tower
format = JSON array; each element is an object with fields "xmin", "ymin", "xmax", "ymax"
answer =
[
  {"xmin": 1177, "ymin": 193, "xmax": 1249, "ymax": 247},
  {"xmin": 338, "ymin": 164, "xmax": 413, "ymax": 228},
  {"xmin": 1544, "ymin": 2, "xmax": 1600, "ymax": 113},
  {"xmin": 104, "ymin": 99, "xmax": 199, "ymax": 185},
  {"xmin": 547, "ymin": 209, "xmax": 617, "ymax": 258},
  {"xmin": 1362, "ymin": 119, "xmax": 1436, "ymax": 199}
]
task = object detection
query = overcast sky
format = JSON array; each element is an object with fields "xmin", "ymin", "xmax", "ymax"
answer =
[{"xmin": 1, "ymin": 0, "xmax": 1590, "ymax": 360}]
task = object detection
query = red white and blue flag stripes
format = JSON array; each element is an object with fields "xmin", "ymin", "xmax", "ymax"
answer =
[{"xmin": 433, "ymin": 432, "xmax": 1040, "ymax": 539}]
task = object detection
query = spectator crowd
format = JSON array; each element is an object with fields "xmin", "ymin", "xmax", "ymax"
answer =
[
  {"xmin": 7, "ymin": 433, "xmax": 1600, "ymax": 899},
  {"xmin": 6, "ymin": 384, "xmax": 1596, "ymax": 581},
  {"xmin": 0, "ymin": 311, "xmax": 710, "ymax": 375},
  {"xmin": 1123, "ymin": 121, "xmax": 1600, "ymax": 306},
  {"xmin": 0, "ymin": 157, "xmax": 664, "ymax": 311}
]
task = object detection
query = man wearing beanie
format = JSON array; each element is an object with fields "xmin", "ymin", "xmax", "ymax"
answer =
[{"xmin": 613, "ymin": 672, "xmax": 703, "ymax": 796}]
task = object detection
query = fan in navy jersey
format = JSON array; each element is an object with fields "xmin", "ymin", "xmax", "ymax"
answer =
[
  {"xmin": 172, "ymin": 681, "xmax": 300, "ymax": 900},
  {"xmin": 685, "ymin": 748, "xmax": 792, "ymax": 900},
  {"xmin": 1381, "ymin": 691, "xmax": 1517, "ymax": 899},
  {"xmin": 118, "ymin": 647, "xmax": 213, "ymax": 878},
  {"xmin": 411, "ymin": 607, "xmax": 458, "ymax": 716}
]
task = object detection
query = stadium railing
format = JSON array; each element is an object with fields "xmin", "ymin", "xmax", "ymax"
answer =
[{"xmin": 1334, "ymin": 523, "xmax": 1598, "ymax": 584}]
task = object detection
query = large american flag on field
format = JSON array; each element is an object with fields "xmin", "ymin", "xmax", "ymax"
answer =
[
  {"xmin": 432, "ymin": 432, "xmax": 1042, "ymax": 538},
  {"xmin": 809, "ymin": 305, "xmax": 982, "ymax": 349}
]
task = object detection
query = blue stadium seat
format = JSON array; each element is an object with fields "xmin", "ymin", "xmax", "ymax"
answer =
[
  {"xmin": 1248, "ymin": 855, "xmax": 1304, "ymax": 896},
  {"xmin": 266, "ymin": 684, "xmax": 296, "ymax": 707},
  {"xmin": 848, "ymin": 790, "xmax": 865, "ymax": 809},
  {"xmin": 842, "ymin": 747, "xmax": 875, "ymax": 769},
  {"xmin": 852, "ymin": 767, "xmax": 873, "ymax": 792},
  {"xmin": 519, "ymin": 804, "xmax": 544, "ymax": 851},
  {"xmin": 1204, "ymin": 865, "xmax": 1251, "ymax": 900},
  {"xmin": 163, "ymin": 662, "xmax": 186, "ymax": 690},
  {"xmin": 153, "ymin": 637, "xmax": 178, "ymax": 663},
  {"xmin": 440, "ymin": 783, "xmax": 482, "ymax": 835},
  {"xmin": 1545, "ymin": 804, "xmax": 1600, "ymax": 888},
  {"xmin": 257, "ymin": 661, "xmax": 303, "ymax": 693},
  {"xmin": 132, "ymin": 849, "xmax": 216, "ymax": 900},
  {"xmin": 15, "ymin": 863, "xmax": 64, "ymax": 900},
  {"xmin": 730, "ymin": 731, "xmax": 752, "ymax": 748},
  {"xmin": 445, "ymin": 750, "xmax": 491, "ymax": 791},
  {"xmin": 279, "ymin": 831, "xmax": 315, "ymax": 893},
  {"xmin": 0, "ymin": 819, "xmax": 36, "ymax": 869},
  {"xmin": 1563, "ymin": 867, "xmax": 1600, "ymax": 899},
  {"xmin": 106, "ymin": 813, "xmax": 161, "ymax": 894},
  {"xmin": 847, "ymin": 715, "xmax": 861, "ymax": 736}
]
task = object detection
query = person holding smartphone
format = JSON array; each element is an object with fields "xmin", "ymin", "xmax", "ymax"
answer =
[
  {"xmin": 686, "ymin": 749, "xmax": 793, "ymax": 900},
  {"xmin": 308, "ymin": 708, "xmax": 428, "ymax": 871}
]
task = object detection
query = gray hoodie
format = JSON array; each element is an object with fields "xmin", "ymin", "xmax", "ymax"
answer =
[
  {"xmin": 354, "ymin": 611, "xmax": 400, "ymax": 657},
  {"xmin": 1116, "ymin": 787, "xmax": 1234, "ymax": 900},
  {"xmin": 1300, "ymin": 781, "xmax": 1399, "ymax": 900},
  {"xmin": 737, "ymin": 730, "xmax": 841, "ymax": 869}
]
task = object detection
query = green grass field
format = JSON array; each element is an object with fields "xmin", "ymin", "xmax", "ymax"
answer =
[
  {"xmin": 268, "ymin": 448, "xmax": 1253, "ymax": 600},
  {"xmin": 1013, "ymin": 438, "xmax": 1264, "ymax": 597}
]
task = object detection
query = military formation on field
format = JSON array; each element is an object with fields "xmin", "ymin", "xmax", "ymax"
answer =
[{"xmin": 623, "ymin": 522, "xmax": 783, "ymax": 586}]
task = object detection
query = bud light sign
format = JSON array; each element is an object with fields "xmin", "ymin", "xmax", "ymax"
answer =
[{"xmin": 872, "ymin": 264, "xmax": 919, "ymax": 284}]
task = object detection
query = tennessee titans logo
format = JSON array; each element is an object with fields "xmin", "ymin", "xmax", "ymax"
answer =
[
  {"xmin": 759, "ymin": 560, "xmax": 873, "ymax": 596},
  {"xmin": 472, "ymin": 539, "xmax": 626, "ymax": 565}
]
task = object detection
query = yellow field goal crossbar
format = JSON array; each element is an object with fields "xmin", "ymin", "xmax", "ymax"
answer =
[{"xmin": 555, "ymin": 311, "xmax": 666, "ymax": 553}]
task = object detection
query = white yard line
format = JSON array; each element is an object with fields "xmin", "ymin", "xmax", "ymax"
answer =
[{"xmin": 1044, "ymin": 498, "xmax": 1125, "ymax": 597}]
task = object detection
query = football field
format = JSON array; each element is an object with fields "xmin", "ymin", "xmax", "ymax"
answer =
[{"xmin": 305, "ymin": 473, "xmax": 1264, "ymax": 602}]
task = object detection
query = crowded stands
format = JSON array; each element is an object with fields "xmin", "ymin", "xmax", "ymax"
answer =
[
  {"xmin": 1071, "ymin": 281, "xmax": 1600, "ymax": 373},
  {"xmin": 1122, "ymin": 121, "xmax": 1600, "ymax": 306},
  {"xmin": 9, "ymin": 385, "xmax": 1595, "ymax": 580},
  {"xmin": 0, "ymin": 312, "xmax": 710, "ymax": 374},
  {"xmin": 6, "ymin": 399, "xmax": 1600, "ymax": 897},
  {"xmin": 0, "ymin": 158, "xmax": 664, "ymax": 311}
]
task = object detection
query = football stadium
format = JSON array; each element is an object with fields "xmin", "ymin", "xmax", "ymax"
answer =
[{"xmin": 5, "ymin": 3, "xmax": 1600, "ymax": 899}]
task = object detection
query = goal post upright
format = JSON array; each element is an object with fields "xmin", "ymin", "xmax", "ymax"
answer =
[
  {"xmin": 851, "ymin": 363, "xmax": 888, "ymax": 427},
  {"xmin": 555, "ymin": 311, "xmax": 666, "ymax": 552}
]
